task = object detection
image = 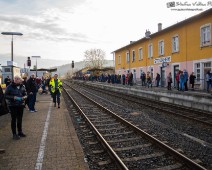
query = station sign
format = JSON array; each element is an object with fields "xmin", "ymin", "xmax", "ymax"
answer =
[{"xmin": 154, "ymin": 56, "xmax": 171, "ymax": 64}]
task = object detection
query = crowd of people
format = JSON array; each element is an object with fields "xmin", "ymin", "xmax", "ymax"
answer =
[
  {"xmin": 0, "ymin": 69, "xmax": 211, "ymax": 153},
  {"xmin": 0, "ymin": 73, "xmax": 62, "ymax": 148},
  {"xmin": 73, "ymin": 69, "xmax": 212, "ymax": 93}
]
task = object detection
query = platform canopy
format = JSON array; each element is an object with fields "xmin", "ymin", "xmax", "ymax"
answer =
[
  {"xmin": 87, "ymin": 67, "xmax": 114, "ymax": 72},
  {"xmin": 30, "ymin": 68, "xmax": 57, "ymax": 72}
]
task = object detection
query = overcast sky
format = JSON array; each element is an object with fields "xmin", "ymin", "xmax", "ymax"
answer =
[{"xmin": 0, "ymin": 0, "xmax": 211, "ymax": 63}]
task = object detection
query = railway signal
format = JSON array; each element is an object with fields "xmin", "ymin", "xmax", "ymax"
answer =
[
  {"xmin": 72, "ymin": 60, "xmax": 74, "ymax": 68},
  {"xmin": 27, "ymin": 57, "xmax": 31, "ymax": 67}
]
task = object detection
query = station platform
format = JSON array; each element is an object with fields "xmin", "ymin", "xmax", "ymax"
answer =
[
  {"xmin": 0, "ymin": 94, "xmax": 89, "ymax": 170},
  {"xmin": 75, "ymin": 80, "xmax": 212, "ymax": 112}
]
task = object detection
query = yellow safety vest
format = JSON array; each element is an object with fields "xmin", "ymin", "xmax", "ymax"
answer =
[{"xmin": 49, "ymin": 78, "xmax": 62, "ymax": 93}]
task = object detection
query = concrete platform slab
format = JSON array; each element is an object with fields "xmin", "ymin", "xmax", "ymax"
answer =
[{"xmin": 0, "ymin": 94, "xmax": 89, "ymax": 170}]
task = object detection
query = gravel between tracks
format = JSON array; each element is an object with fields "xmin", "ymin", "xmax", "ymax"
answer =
[{"xmin": 77, "ymin": 84, "xmax": 212, "ymax": 169}]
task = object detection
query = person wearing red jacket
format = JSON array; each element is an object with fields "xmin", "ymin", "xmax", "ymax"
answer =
[{"xmin": 175, "ymin": 70, "xmax": 180, "ymax": 90}]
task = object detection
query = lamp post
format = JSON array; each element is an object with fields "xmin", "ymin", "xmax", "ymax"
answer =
[
  {"xmin": 127, "ymin": 49, "xmax": 130, "ymax": 73},
  {"xmin": 145, "ymin": 36, "xmax": 152, "ymax": 79},
  {"xmin": 150, "ymin": 41, "xmax": 153, "ymax": 79},
  {"xmin": 1, "ymin": 32, "xmax": 23, "ymax": 80},
  {"xmin": 31, "ymin": 56, "xmax": 41, "ymax": 77}
]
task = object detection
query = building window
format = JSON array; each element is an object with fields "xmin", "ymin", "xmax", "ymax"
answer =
[
  {"xmin": 204, "ymin": 62, "xmax": 211, "ymax": 68},
  {"xmin": 158, "ymin": 40, "xmax": 164, "ymax": 56},
  {"xmin": 148, "ymin": 43, "xmax": 153, "ymax": 58},
  {"xmin": 4, "ymin": 68, "xmax": 11, "ymax": 72},
  {"xmin": 138, "ymin": 48, "xmax": 143, "ymax": 60},
  {"xmin": 140, "ymin": 68, "xmax": 143, "ymax": 76},
  {"xmin": 195, "ymin": 63, "xmax": 200, "ymax": 82},
  {"xmin": 132, "ymin": 51, "xmax": 135, "ymax": 62},
  {"xmin": 172, "ymin": 35, "xmax": 179, "ymax": 52},
  {"xmin": 200, "ymin": 24, "xmax": 211, "ymax": 47},
  {"xmin": 118, "ymin": 55, "xmax": 121, "ymax": 64},
  {"xmin": 126, "ymin": 52, "xmax": 130, "ymax": 63}
]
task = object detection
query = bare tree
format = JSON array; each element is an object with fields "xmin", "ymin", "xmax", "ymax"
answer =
[{"xmin": 84, "ymin": 48, "xmax": 106, "ymax": 69}]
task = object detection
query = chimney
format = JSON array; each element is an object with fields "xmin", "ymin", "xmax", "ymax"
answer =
[
  {"xmin": 158, "ymin": 23, "xmax": 162, "ymax": 31},
  {"xmin": 145, "ymin": 29, "xmax": 151, "ymax": 38}
]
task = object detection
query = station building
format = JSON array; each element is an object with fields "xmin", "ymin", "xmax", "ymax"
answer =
[
  {"xmin": 112, "ymin": 8, "xmax": 212, "ymax": 90},
  {"xmin": 1, "ymin": 61, "xmax": 21, "ymax": 82}
]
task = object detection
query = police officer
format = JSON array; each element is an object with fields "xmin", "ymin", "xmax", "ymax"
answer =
[{"xmin": 49, "ymin": 73, "xmax": 62, "ymax": 108}]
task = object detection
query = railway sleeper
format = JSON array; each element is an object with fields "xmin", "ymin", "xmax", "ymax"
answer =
[
  {"xmin": 114, "ymin": 143, "xmax": 152, "ymax": 151},
  {"xmin": 122, "ymin": 152, "xmax": 165, "ymax": 161}
]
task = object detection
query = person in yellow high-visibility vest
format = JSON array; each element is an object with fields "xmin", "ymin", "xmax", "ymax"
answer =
[{"xmin": 49, "ymin": 73, "xmax": 62, "ymax": 108}]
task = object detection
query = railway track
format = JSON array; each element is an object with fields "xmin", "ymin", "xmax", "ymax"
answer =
[
  {"xmin": 63, "ymin": 83, "xmax": 207, "ymax": 170},
  {"xmin": 77, "ymin": 81, "xmax": 212, "ymax": 127}
]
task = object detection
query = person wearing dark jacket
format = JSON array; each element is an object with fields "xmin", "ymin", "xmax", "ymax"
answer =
[
  {"xmin": 26, "ymin": 74, "xmax": 38, "ymax": 112},
  {"xmin": 4, "ymin": 76, "xmax": 11, "ymax": 87},
  {"xmin": 155, "ymin": 73, "xmax": 160, "ymax": 87},
  {"xmin": 22, "ymin": 77, "xmax": 29, "ymax": 108},
  {"xmin": 122, "ymin": 74, "xmax": 126, "ymax": 85},
  {"xmin": 46, "ymin": 76, "xmax": 52, "ymax": 96},
  {"xmin": 189, "ymin": 72, "xmax": 196, "ymax": 90},
  {"xmin": 5, "ymin": 75, "xmax": 27, "ymax": 140},
  {"xmin": 141, "ymin": 72, "xmax": 146, "ymax": 86},
  {"xmin": 167, "ymin": 72, "xmax": 172, "ymax": 90},
  {"xmin": 0, "ymin": 85, "xmax": 9, "ymax": 116},
  {"xmin": 0, "ymin": 85, "xmax": 9, "ymax": 152},
  {"xmin": 128, "ymin": 72, "xmax": 133, "ymax": 86}
]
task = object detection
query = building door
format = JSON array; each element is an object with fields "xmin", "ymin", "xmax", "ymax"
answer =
[
  {"xmin": 133, "ymin": 69, "xmax": 136, "ymax": 84},
  {"xmin": 173, "ymin": 65, "xmax": 179, "ymax": 87},
  {"xmin": 160, "ymin": 67, "xmax": 166, "ymax": 87},
  {"xmin": 203, "ymin": 62, "xmax": 211, "ymax": 90},
  {"xmin": 151, "ymin": 67, "xmax": 154, "ymax": 81}
]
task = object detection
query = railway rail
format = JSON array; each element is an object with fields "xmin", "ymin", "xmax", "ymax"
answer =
[
  {"xmin": 76, "ymin": 81, "xmax": 212, "ymax": 127},
  {"xmin": 63, "ymin": 82, "xmax": 207, "ymax": 170}
]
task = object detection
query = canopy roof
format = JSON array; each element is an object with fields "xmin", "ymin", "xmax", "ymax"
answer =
[
  {"xmin": 87, "ymin": 67, "xmax": 114, "ymax": 72},
  {"xmin": 30, "ymin": 68, "xmax": 57, "ymax": 72}
]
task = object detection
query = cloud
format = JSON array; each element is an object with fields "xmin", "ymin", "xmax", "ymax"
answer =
[
  {"xmin": 0, "ymin": 15, "xmax": 62, "ymax": 33},
  {"xmin": 0, "ymin": 0, "xmax": 92, "ymax": 43},
  {"xmin": 0, "ymin": 14, "xmax": 91, "ymax": 43},
  {"xmin": 27, "ymin": 32, "xmax": 92, "ymax": 43},
  {"xmin": 0, "ymin": 0, "xmax": 87, "ymax": 15}
]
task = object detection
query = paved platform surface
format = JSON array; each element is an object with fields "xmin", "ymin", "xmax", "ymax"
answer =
[
  {"xmin": 0, "ymin": 94, "xmax": 89, "ymax": 170},
  {"xmin": 86, "ymin": 80, "xmax": 212, "ymax": 97},
  {"xmin": 79, "ymin": 80, "xmax": 212, "ymax": 112}
]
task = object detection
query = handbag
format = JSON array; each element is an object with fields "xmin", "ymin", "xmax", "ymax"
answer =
[{"xmin": 38, "ymin": 87, "xmax": 43, "ymax": 93}]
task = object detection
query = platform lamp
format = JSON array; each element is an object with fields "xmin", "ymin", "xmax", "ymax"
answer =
[
  {"xmin": 145, "ymin": 31, "xmax": 152, "ymax": 79},
  {"xmin": 126, "ymin": 49, "xmax": 130, "ymax": 74},
  {"xmin": 1, "ymin": 32, "xmax": 23, "ymax": 80},
  {"xmin": 31, "ymin": 56, "xmax": 41, "ymax": 77}
]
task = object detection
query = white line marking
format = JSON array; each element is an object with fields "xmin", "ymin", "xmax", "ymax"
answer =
[{"xmin": 35, "ymin": 102, "xmax": 52, "ymax": 170}]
